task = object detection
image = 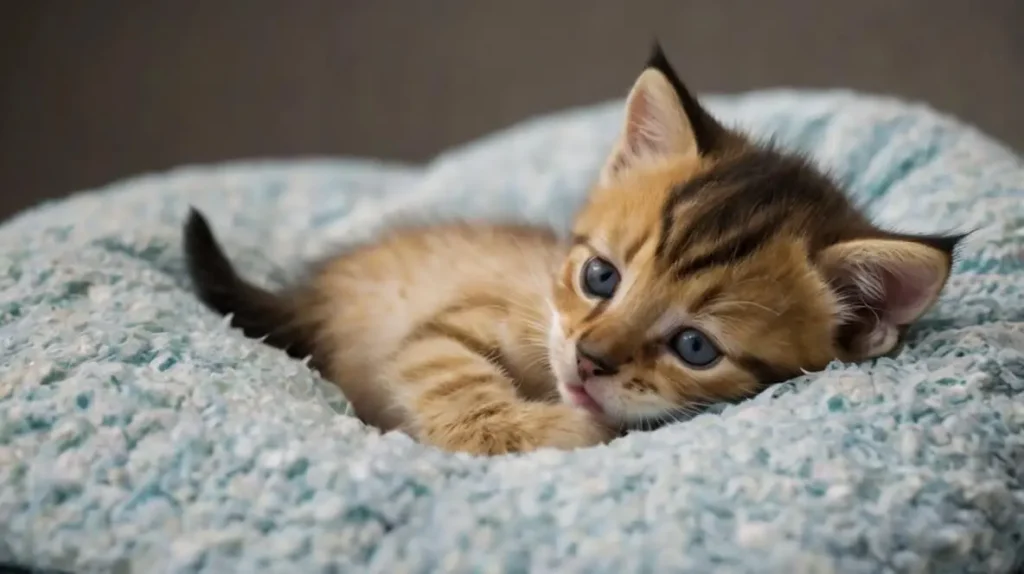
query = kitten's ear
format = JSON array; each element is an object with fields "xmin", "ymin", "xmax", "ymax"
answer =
[
  {"xmin": 821, "ymin": 234, "xmax": 963, "ymax": 360},
  {"xmin": 600, "ymin": 42, "xmax": 732, "ymax": 185}
]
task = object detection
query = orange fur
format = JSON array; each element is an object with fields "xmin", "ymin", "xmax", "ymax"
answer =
[
  {"xmin": 301, "ymin": 223, "xmax": 614, "ymax": 453},
  {"xmin": 184, "ymin": 44, "xmax": 960, "ymax": 456}
]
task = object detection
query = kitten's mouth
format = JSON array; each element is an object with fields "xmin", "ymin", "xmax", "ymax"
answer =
[
  {"xmin": 562, "ymin": 382, "xmax": 604, "ymax": 414},
  {"xmin": 547, "ymin": 308, "xmax": 608, "ymax": 416}
]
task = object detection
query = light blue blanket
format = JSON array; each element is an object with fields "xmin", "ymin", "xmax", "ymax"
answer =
[{"xmin": 1, "ymin": 91, "xmax": 1023, "ymax": 573}]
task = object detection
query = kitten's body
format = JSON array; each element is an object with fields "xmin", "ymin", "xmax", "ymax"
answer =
[
  {"xmin": 185, "ymin": 45, "xmax": 961, "ymax": 455},
  {"xmin": 188, "ymin": 217, "xmax": 608, "ymax": 450},
  {"xmin": 297, "ymin": 223, "xmax": 568, "ymax": 433}
]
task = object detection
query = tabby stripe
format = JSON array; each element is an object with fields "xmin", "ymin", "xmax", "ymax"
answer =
[
  {"xmin": 623, "ymin": 235, "xmax": 647, "ymax": 265},
  {"xmin": 690, "ymin": 285, "xmax": 723, "ymax": 314},
  {"xmin": 461, "ymin": 401, "xmax": 513, "ymax": 424},
  {"xmin": 662, "ymin": 184, "xmax": 773, "ymax": 267},
  {"xmin": 735, "ymin": 355, "xmax": 791, "ymax": 385},
  {"xmin": 655, "ymin": 178, "xmax": 715, "ymax": 258},
  {"xmin": 417, "ymin": 374, "xmax": 497, "ymax": 402},
  {"xmin": 404, "ymin": 320, "xmax": 498, "ymax": 364},
  {"xmin": 399, "ymin": 356, "xmax": 480, "ymax": 382},
  {"xmin": 673, "ymin": 216, "xmax": 781, "ymax": 278},
  {"xmin": 438, "ymin": 294, "xmax": 508, "ymax": 317},
  {"xmin": 571, "ymin": 234, "xmax": 593, "ymax": 249},
  {"xmin": 575, "ymin": 323, "xmax": 597, "ymax": 344},
  {"xmin": 582, "ymin": 300, "xmax": 610, "ymax": 323},
  {"xmin": 659, "ymin": 198, "xmax": 740, "ymax": 270}
]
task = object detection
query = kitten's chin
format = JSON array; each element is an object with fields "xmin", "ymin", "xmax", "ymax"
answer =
[
  {"xmin": 549, "ymin": 358, "xmax": 602, "ymax": 414},
  {"xmin": 550, "ymin": 362, "xmax": 621, "ymax": 422},
  {"xmin": 560, "ymin": 382, "xmax": 605, "ymax": 415}
]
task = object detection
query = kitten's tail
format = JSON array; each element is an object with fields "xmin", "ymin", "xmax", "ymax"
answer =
[{"xmin": 182, "ymin": 208, "xmax": 316, "ymax": 361}]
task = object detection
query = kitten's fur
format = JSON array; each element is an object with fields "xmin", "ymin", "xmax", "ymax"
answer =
[{"xmin": 184, "ymin": 44, "xmax": 961, "ymax": 455}]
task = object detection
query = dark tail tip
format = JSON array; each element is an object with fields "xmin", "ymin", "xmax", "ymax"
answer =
[
  {"xmin": 183, "ymin": 207, "xmax": 248, "ymax": 317},
  {"xmin": 182, "ymin": 208, "xmax": 314, "ymax": 360},
  {"xmin": 184, "ymin": 207, "xmax": 234, "ymax": 293}
]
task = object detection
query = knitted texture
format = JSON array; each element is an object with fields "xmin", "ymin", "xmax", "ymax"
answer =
[{"xmin": 1, "ymin": 91, "xmax": 1022, "ymax": 573}]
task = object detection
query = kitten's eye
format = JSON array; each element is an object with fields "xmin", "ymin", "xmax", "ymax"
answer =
[
  {"xmin": 670, "ymin": 328, "xmax": 721, "ymax": 368},
  {"xmin": 580, "ymin": 257, "xmax": 620, "ymax": 299}
]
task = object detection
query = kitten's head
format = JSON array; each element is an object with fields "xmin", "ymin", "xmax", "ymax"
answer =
[{"xmin": 547, "ymin": 43, "xmax": 961, "ymax": 427}]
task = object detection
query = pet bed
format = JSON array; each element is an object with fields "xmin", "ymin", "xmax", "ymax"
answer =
[{"xmin": 1, "ymin": 90, "xmax": 1022, "ymax": 573}]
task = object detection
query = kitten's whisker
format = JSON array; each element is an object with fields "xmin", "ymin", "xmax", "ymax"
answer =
[{"xmin": 708, "ymin": 299, "xmax": 781, "ymax": 316}]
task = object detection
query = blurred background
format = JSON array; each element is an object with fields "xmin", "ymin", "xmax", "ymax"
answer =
[{"xmin": 2, "ymin": 1, "xmax": 1022, "ymax": 221}]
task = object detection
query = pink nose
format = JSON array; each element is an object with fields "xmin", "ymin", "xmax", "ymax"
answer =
[
  {"xmin": 576, "ymin": 346, "xmax": 617, "ymax": 380},
  {"xmin": 577, "ymin": 356, "xmax": 600, "ymax": 380}
]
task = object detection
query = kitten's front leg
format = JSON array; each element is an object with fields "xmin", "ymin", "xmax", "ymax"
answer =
[{"xmin": 391, "ymin": 320, "xmax": 614, "ymax": 456}]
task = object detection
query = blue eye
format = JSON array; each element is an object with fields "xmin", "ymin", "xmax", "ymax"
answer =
[
  {"xmin": 581, "ymin": 257, "xmax": 620, "ymax": 299},
  {"xmin": 670, "ymin": 328, "xmax": 721, "ymax": 368}
]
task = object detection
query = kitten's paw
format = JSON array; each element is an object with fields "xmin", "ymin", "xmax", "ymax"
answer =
[
  {"xmin": 529, "ymin": 403, "xmax": 618, "ymax": 451},
  {"xmin": 421, "ymin": 402, "xmax": 615, "ymax": 456}
]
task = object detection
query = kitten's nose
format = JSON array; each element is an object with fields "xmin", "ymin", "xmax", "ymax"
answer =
[{"xmin": 576, "ymin": 345, "xmax": 618, "ymax": 380}]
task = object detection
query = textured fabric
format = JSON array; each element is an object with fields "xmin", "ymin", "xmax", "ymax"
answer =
[{"xmin": 1, "ymin": 91, "xmax": 1023, "ymax": 574}]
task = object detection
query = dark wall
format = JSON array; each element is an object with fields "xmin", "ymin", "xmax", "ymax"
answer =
[{"xmin": 2, "ymin": 1, "xmax": 1022, "ymax": 221}]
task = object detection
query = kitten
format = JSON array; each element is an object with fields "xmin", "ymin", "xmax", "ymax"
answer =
[{"xmin": 183, "ymin": 43, "xmax": 961, "ymax": 456}]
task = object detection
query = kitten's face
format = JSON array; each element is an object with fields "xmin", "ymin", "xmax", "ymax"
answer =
[{"xmin": 546, "ymin": 45, "xmax": 959, "ymax": 427}]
